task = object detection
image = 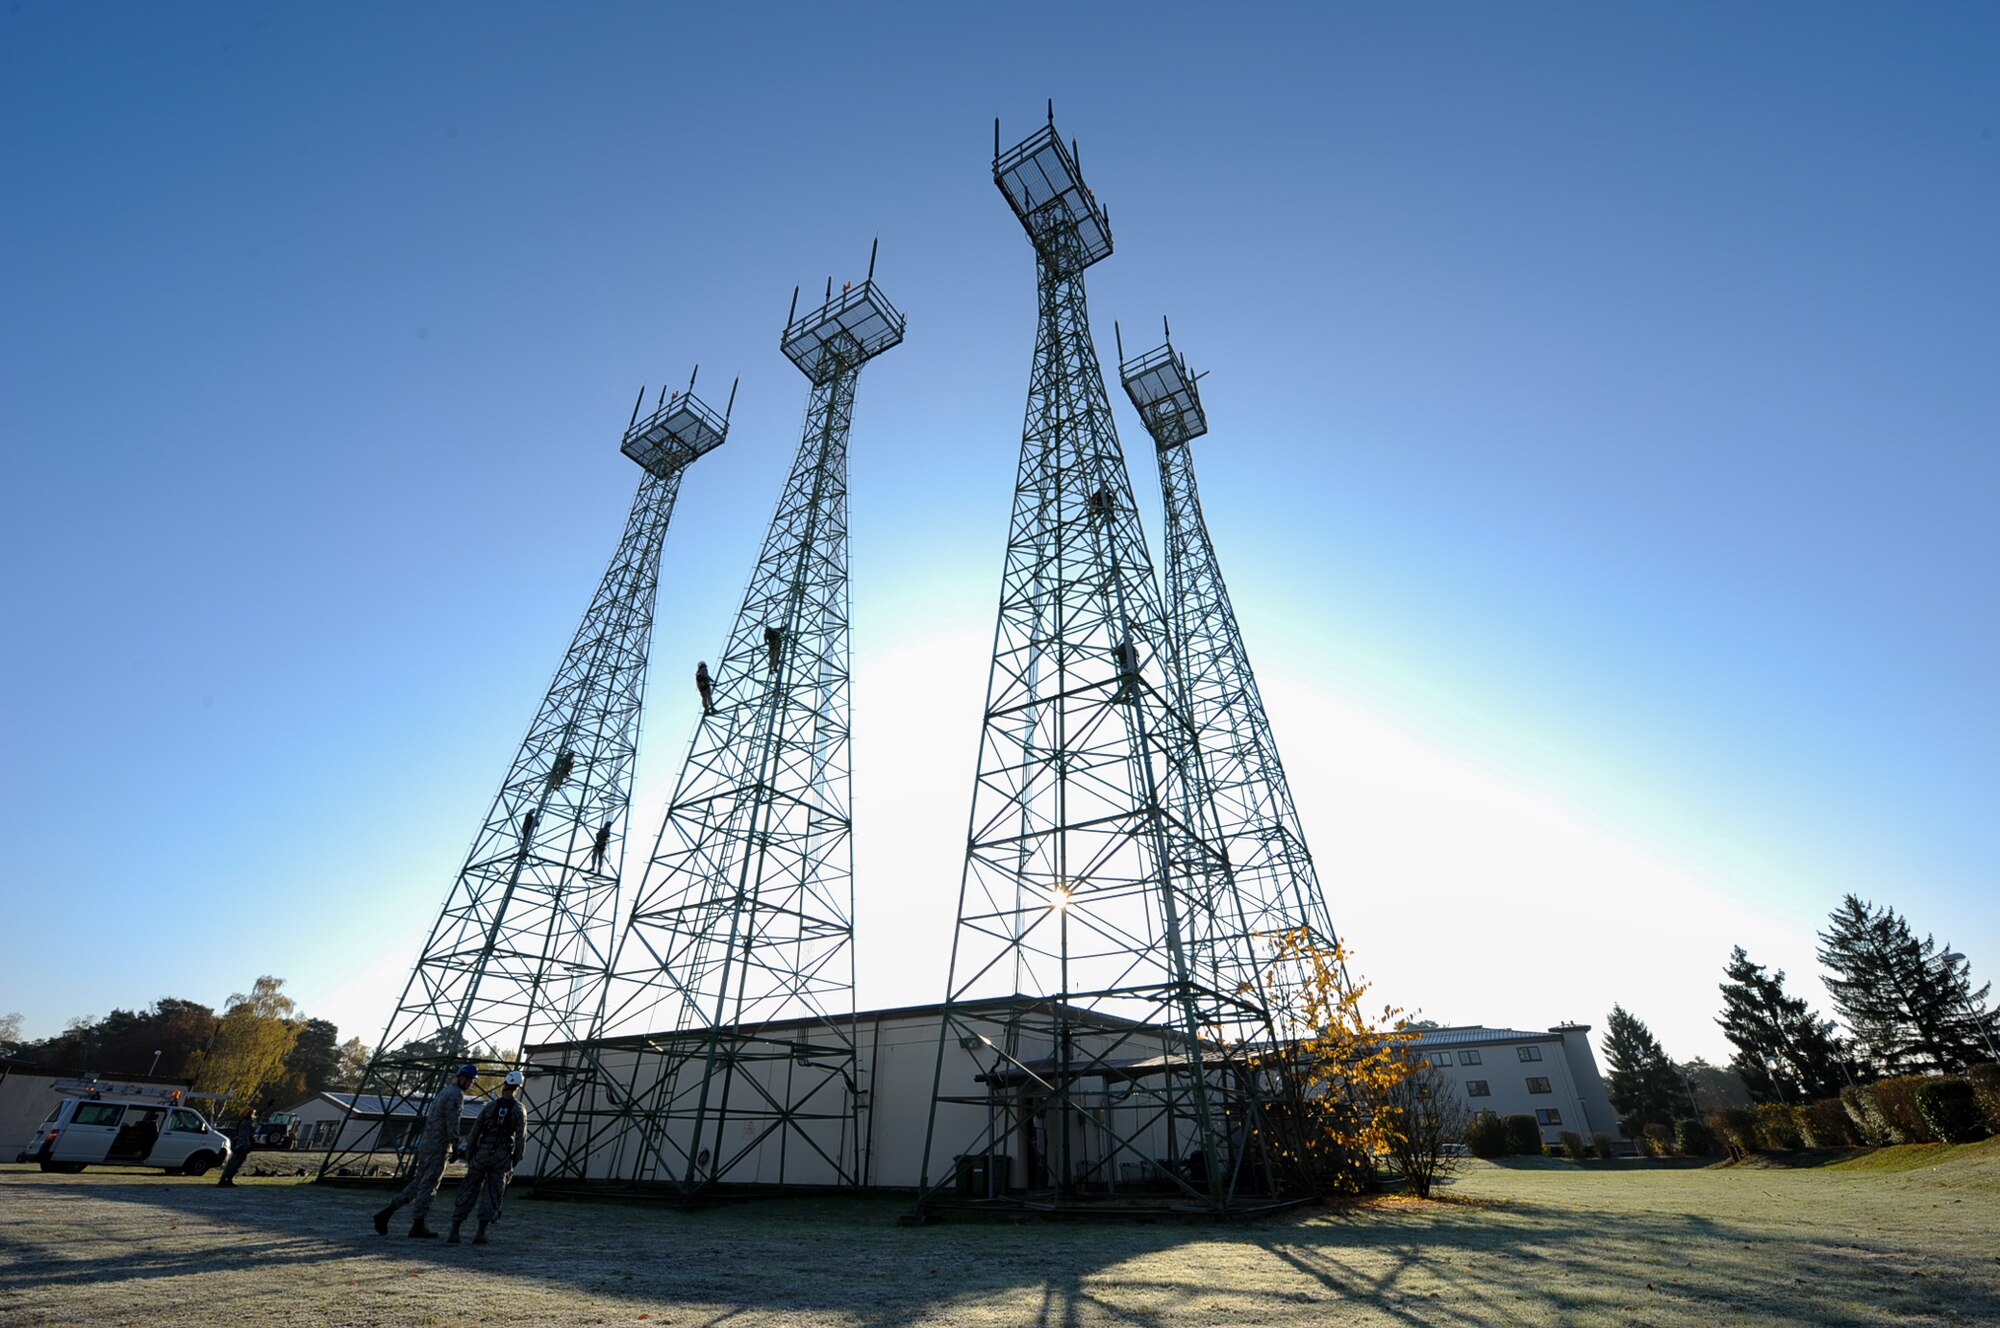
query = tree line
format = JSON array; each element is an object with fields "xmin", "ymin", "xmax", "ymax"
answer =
[
  {"xmin": 0, "ymin": 976, "xmax": 368, "ymax": 1116},
  {"xmin": 1602, "ymin": 894, "xmax": 1997, "ymax": 1137}
]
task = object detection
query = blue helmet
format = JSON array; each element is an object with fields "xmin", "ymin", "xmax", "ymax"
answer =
[{"xmin": 456, "ymin": 1063, "xmax": 479, "ymax": 1080}]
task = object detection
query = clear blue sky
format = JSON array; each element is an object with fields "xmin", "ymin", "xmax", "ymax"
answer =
[{"xmin": 3, "ymin": 3, "xmax": 1994, "ymax": 1069}]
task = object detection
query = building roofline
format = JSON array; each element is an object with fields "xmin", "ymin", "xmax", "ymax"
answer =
[{"xmin": 524, "ymin": 994, "xmax": 1165, "ymax": 1057}]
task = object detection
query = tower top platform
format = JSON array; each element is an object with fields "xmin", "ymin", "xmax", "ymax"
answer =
[
  {"xmin": 1119, "ymin": 333, "xmax": 1207, "ymax": 447},
  {"xmin": 622, "ymin": 377, "xmax": 732, "ymax": 480},
  {"xmin": 994, "ymin": 116, "xmax": 1112, "ymax": 269},
  {"xmin": 781, "ymin": 276, "xmax": 906, "ymax": 384}
]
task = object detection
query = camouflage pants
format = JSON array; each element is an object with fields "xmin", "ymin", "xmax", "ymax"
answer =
[
  {"xmin": 218, "ymin": 1143, "xmax": 251, "ymax": 1182},
  {"xmin": 450, "ymin": 1150, "xmax": 513, "ymax": 1226},
  {"xmin": 387, "ymin": 1144, "xmax": 449, "ymax": 1221}
]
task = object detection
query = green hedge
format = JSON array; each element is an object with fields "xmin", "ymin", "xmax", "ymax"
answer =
[
  {"xmin": 1869, "ymin": 1075, "xmax": 1936, "ymax": 1143},
  {"xmin": 1466, "ymin": 1109, "xmax": 1509, "ymax": 1158},
  {"xmin": 1970, "ymin": 1064, "xmax": 2000, "ymax": 1133},
  {"xmin": 1674, "ymin": 1117, "xmax": 1714, "ymax": 1156},
  {"xmin": 1755, "ymin": 1102, "xmax": 1804, "ymax": 1150},
  {"xmin": 1503, "ymin": 1114, "xmax": 1544, "ymax": 1157},
  {"xmin": 1709, "ymin": 1107, "xmax": 1759, "ymax": 1153},
  {"xmin": 1841, "ymin": 1084, "xmax": 1891, "ymax": 1146},
  {"xmin": 1799, "ymin": 1098, "xmax": 1857, "ymax": 1148},
  {"xmin": 1916, "ymin": 1079, "xmax": 1985, "ymax": 1144}
]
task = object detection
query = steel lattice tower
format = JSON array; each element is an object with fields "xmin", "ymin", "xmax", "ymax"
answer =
[
  {"xmin": 1120, "ymin": 323, "xmax": 1339, "ymax": 970},
  {"xmin": 916, "ymin": 114, "xmax": 1280, "ymax": 1217},
  {"xmin": 538, "ymin": 255, "xmax": 903, "ymax": 1195},
  {"xmin": 317, "ymin": 377, "xmax": 731, "ymax": 1181}
]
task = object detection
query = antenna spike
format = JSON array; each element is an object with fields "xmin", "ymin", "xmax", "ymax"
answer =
[
  {"xmin": 825, "ymin": 276, "xmax": 833, "ymax": 301},
  {"xmin": 789, "ymin": 285, "xmax": 800, "ymax": 325},
  {"xmin": 1114, "ymin": 319, "xmax": 1124, "ymax": 364},
  {"xmin": 688, "ymin": 364, "xmax": 699, "ymax": 393},
  {"xmin": 629, "ymin": 386, "xmax": 645, "ymax": 431},
  {"xmin": 1046, "ymin": 98, "xmax": 1053, "ymax": 125},
  {"xmin": 725, "ymin": 376, "xmax": 739, "ymax": 419},
  {"xmin": 867, "ymin": 237, "xmax": 878, "ymax": 283},
  {"xmin": 994, "ymin": 117, "xmax": 1001, "ymax": 159}
]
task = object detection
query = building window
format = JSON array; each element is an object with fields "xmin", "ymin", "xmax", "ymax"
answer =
[
  {"xmin": 1459, "ymin": 1049, "xmax": 1482, "ymax": 1065},
  {"xmin": 1428, "ymin": 1052, "xmax": 1453, "ymax": 1068},
  {"xmin": 1536, "ymin": 1109, "xmax": 1563, "ymax": 1126},
  {"xmin": 1465, "ymin": 1080, "xmax": 1490, "ymax": 1097},
  {"xmin": 1527, "ymin": 1077, "xmax": 1552, "ymax": 1094},
  {"xmin": 1517, "ymin": 1045, "xmax": 1543, "ymax": 1062}
]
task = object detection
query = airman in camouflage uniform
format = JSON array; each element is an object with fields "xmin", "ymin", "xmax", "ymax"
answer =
[
  {"xmin": 372, "ymin": 1063, "xmax": 475, "ymax": 1239},
  {"xmin": 448, "ymin": 1070, "xmax": 527, "ymax": 1245},
  {"xmin": 216, "ymin": 1108, "xmax": 257, "ymax": 1186}
]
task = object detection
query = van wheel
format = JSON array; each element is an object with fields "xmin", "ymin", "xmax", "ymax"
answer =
[
  {"xmin": 181, "ymin": 1153, "xmax": 218, "ymax": 1177},
  {"xmin": 40, "ymin": 1161, "xmax": 86, "ymax": 1174}
]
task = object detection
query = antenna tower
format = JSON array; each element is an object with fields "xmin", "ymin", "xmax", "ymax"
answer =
[
  {"xmin": 915, "ymin": 113, "xmax": 1280, "ymax": 1217},
  {"xmin": 1121, "ymin": 323, "xmax": 1339, "ymax": 977},
  {"xmin": 317, "ymin": 375, "xmax": 732, "ymax": 1181},
  {"xmin": 538, "ymin": 255, "xmax": 903, "ymax": 1195}
]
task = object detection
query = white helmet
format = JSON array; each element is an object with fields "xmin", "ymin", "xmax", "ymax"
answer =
[{"xmin": 503, "ymin": 1070, "xmax": 525, "ymax": 1087}]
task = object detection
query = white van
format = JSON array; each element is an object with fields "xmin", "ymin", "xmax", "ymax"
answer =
[{"xmin": 16, "ymin": 1080, "xmax": 232, "ymax": 1176}]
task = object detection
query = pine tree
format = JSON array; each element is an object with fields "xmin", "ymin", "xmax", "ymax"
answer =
[
  {"xmin": 1601, "ymin": 1005, "xmax": 1687, "ymax": 1127},
  {"xmin": 1817, "ymin": 896, "xmax": 1997, "ymax": 1074},
  {"xmin": 1716, "ymin": 946, "xmax": 1848, "ymax": 1101}
]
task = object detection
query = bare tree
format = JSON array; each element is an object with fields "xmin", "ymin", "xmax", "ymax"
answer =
[{"xmin": 1379, "ymin": 1057, "xmax": 1468, "ymax": 1199}]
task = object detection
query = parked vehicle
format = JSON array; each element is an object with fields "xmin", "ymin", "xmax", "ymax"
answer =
[
  {"xmin": 253, "ymin": 1111, "xmax": 300, "ymax": 1150},
  {"xmin": 16, "ymin": 1078, "xmax": 231, "ymax": 1176}
]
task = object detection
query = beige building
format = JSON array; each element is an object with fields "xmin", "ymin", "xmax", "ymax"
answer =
[
  {"xmin": 522, "ymin": 997, "xmax": 1196, "ymax": 1193},
  {"xmin": 1406, "ymin": 1023, "xmax": 1623, "ymax": 1146}
]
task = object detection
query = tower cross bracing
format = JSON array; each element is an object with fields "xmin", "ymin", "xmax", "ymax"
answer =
[
  {"xmin": 1120, "ymin": 327, "xmax": 1339, "ymax": 969},
  {"xmin": 317, "ymin": 378, "xmax": 731, "ymax": 1181},
  {"xmin": 540, "ymin": 262, "xmax": 903, "ymax": 1196},
  {"xmin": 917, "ymin": 115, "xmax": 1281, "ymax": 1217}
]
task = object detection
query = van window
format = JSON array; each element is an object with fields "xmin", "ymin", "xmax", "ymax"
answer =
[
  {"xmin": 169, "ymin": 1109, "xmax": 206, "ymax": 1133},
  {"xmin": 42, "ymin": 1103, "xmax": 63, "ymax": 1125},
  {"xmin": 74, "ymin": 1103, "xmax": 125, "ymax": 1127}
]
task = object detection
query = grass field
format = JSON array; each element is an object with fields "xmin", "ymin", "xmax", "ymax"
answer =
[{"xmin": 2, "ymin": 1142, "xmax": 1996, "ymax": 1327}]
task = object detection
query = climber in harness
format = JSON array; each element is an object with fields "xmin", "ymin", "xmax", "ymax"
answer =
[
  {"xmin": 1113, "ymin": 637, "xmax": 1141, "ymax": 701},
  {"xmin": 764, "ymin": 625, "xmax": 785, "ymax": 676},
  {"xmin": 695, "ymin": 661, "xmax": 716, "ymax": 716},
  {"xmin": 589, "ymin": 820, "xmax": 612, "ymax": 874}
]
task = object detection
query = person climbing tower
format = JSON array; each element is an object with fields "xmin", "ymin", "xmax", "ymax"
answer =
[
  {"xmin": 590, "ymin": 820, "xmax": 612, "ymax": 874},
  {"xmin": 764, "ymin": 625, "xmax": 785, "ymax": 676},
  {"xmin": 1113, "ymin": 637, "xmax": 1140, "ymax": 701},
  {"xmin": 695, "ymin": 661, "xmax": 716, "ymax": 716}
]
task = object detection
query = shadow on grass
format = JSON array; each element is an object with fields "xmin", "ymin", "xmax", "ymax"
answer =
[{"xmin": 4, "ymin": 1168, "xmax": 1998, "ymax": 1327}]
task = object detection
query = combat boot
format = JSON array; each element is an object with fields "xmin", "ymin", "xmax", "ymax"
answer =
[
  {"xmin": 446, "ymin": 1222, "xmax": 462, "ymax": 1244},
  {"xmin": 472, "ymin": 1221, "xmax": 491, "ymax": 1245},
  {"xmin": 372, "ymin": 1206, "xmax": 393, "ymax": 1236},
  {"xmin": 409, "ymin": 1218, "xmax": 439, "ymax": 1239}
]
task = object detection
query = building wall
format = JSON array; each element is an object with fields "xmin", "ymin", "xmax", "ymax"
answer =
[
  {"xmin": 524, "ymin": 1005, "xmax": 1188, "ymax": 1191},
  {"xmin": 0, "ymin": 1065, "xmax": 67, "ymax": 1160},
  {"xmin": 288, "ymin": 1093, "xmax": 481, "ymax": 1156},
  {"xmin": 1413, "ymin": 1025, "xmax": 1622, "ymax": 1145}
]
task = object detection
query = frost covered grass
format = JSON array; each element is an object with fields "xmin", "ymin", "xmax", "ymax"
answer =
[{"xmin": 2, "ymin": 1143, "xmax": 1995, "ymax": 1327}]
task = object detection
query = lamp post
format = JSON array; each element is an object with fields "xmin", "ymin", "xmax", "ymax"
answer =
[
  {"xmin": 1938, "ymin": 951, "xmax": 2000, "ymax": 1063},
  {"xmin": 1764, "ymin": 1054, "xmax": 1791, "ymax": 1104},
  {"xmin": 1821, "ymin": 1020, "xmax": 1856, "ymax": 1090}
]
